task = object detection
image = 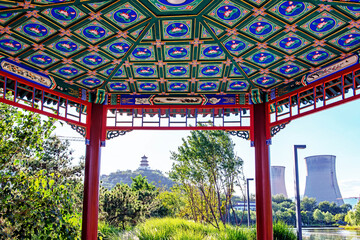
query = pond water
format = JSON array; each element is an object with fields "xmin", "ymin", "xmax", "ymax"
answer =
[{"xmin": 302, "ymin": 228, "xmax": 360, "ymax": 240}]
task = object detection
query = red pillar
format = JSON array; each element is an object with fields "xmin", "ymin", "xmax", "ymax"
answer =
[
  {"xmin": 82, "ymin": 103, "xmax": 105, "ymax": 240},
  {"xmin": 253, "ymin": 103, "xmax": 273, "ymax": 240}
]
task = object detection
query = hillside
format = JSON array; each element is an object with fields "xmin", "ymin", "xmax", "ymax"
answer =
[{"xmin": 100, "ymin": 169, "xmax": 175, "ymax": 190}]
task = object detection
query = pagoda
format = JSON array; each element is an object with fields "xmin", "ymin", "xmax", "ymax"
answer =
[{"xmin": 139, "ymin": 155, "xmax": 150, "ymax": 171}]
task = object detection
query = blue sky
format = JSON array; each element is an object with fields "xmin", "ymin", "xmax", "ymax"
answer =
[{"xmin": 56, "ymin": 99, "xmax": 360, "ymax": 200}]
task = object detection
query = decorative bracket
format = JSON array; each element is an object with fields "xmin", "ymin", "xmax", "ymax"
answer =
[
  {"xmin": 68, "ymin": 123, "xmax": 86, "ymax": 137},
  {"xmin": 228, "ymin": 130, "xmax": 250, "ymax": 140},
  {"xmin": 106, "ymin": 130, "xmax": 132, "ymax": 140},
  {"xmin": 270, "ymin": 121, "xmax": 290, "ymax": 137}
]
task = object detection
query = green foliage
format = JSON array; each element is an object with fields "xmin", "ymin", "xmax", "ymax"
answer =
[
  {"xmin": 151, "ymin": 187, "xmax": 186, "ymax": 218},
  {"xmin": 272, "ymin": 195, "xmax": 296, "ymax": 226},
  {"xmin": 345, "ymin": 201, "xmax": 360, "ymax": 226},
  {"xmin": 300, "ymin": 197, "xmax": 317, "ymax": 212},
  {"xmin": 0, "ymin": 103, "xmax": 83, "ymax": 239},
  {"xmin": 170, "ymin": 130, "xmax": 244, "ymax": 228},
  {"xmin": 273, "ymin": 195, "xmax": 352, "ymax": 226},
  {"xmin": 272, "ymin": 221, "xmax": 296, "ymax": 240},
  {"xmin": 0, "ymin": 102, "xmax": 55, "ymax": 166},
  {"xmin": 101, "ymin": 176, "xmax": 160, "ymax": 230},
  {"xmin": 102, "ymin": 184, "xmax": 143, "ymax": 230},
  {"xmin": 324, "ymin": 211, "xmax": 334, "ymax": 224},
  {"xmin": 313, "ymin": 209, "xmax": 325, "ymax": 223}
]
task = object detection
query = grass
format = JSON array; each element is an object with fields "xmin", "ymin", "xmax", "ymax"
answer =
[
  {"xmin": 99, "ymin": 218, "xmax": 296, "ymax": 240},
  {"xmin": 339, "ymin": 225, "xmax": 360, "ymax": 230}
]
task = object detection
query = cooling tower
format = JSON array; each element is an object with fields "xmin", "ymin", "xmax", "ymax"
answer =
[
  {"xmin": 271, "ymin": 166, "xmax": 288, "ymax": 198},
  {"xmin": 304, "ymin": 155, "xmax": 344, "ymax": 205}
]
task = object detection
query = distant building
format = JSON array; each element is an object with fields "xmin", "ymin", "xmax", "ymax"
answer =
[
  {"xmin": 233, "ymin": 202, "xmax": 256, "ymax": 211},
  {"xmin": 304, "ymin": 155, "xmax": 344, "ymax": 205},
  {"xmin": 271, "ymin": 166, "xmax": 288, "ymax": 198},
  {"xmin": 138, "ymin": 155, "xmax": 150, "ymax": 170}
]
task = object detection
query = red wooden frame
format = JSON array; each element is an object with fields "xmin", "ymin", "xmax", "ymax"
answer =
[
  {"xmin": 267, "ymin": 64, "xmax": 360, "ymax": 139},
  {"xmin": 104, "ymin": 104, "xmax": 254, "ymax": 141},
  {"xmin": 0, "ymin": 72, "xmax": 91, "ymax": 137}
]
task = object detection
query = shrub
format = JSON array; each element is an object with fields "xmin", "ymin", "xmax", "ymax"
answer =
[{"xmin": 273, "ymin": 221, "xmax": 296, "ymax": 240}]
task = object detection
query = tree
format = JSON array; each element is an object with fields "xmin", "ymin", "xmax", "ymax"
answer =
[
  {"xmin": 345, "ymin": 201, "xmax": 360, "ymax": 226},
  {"xmin": 131, "ymin": 175, "xmax": 160, "ymax": 217},
  {"xmin": 301, "ymin": 197, "xmax": 317, "ymax": 212},
  {"xmin": 340, "ymin": 204, "xmax": 352, "ymax": 213},
  {"xmin": 151, "ymin": 187, "xmax": 186, "ymax": 218},
  {"xmin": 102, "ymin": 184, "xmax": 142, "ymax": 230},
  {"xmin": 102, "ymin": 175, "xmax": 160, "ymax": 230},
  {"xmin": 324, "ymin": 211, "xmax": 334, "ymax": 224},
  {"xmin": 0, "ymin": 103, "xmax": 82, "ymax": 239},
  {"xmin": 318, "ymin": 201, "xmax": 331, "ymax": 214},
  {"xmin": 313, "ymin": 209, "xmax": 325, "ymax": 224},
  {"xmin": 169, "ymin": 130, "xmax": 244, "ymax": 228}
]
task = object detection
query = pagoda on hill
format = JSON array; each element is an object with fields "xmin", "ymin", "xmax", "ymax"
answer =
[{"xmin": 138, "ymin": 155, "xmax": 150, "ymax": 170}]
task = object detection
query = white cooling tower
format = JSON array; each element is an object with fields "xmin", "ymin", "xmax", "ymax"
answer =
[
  {"xmin": 304, "ymin": 155, "xmax": 344, "ymax": 205},
  {"xmin": 271, "ymin": 166, "xmax": 288, "ymax": 198}
]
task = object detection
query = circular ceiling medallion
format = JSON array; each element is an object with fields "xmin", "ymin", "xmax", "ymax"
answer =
[
  {"xmin": 256, "ymin": 77, "xmax": 275, "ymax": 86},
  {"xmin": 249, "ymin": 22, "xmax": 273, "ymax": 35},
  {"xmin": 279, "ymin": 37, "xmax": 302, "ymax": 49},
  {"xmin": 310, "ymin": 18, "xmax": 335, "ymax": 32},
  {"xmin": 338, "ymin": 34, "xmax": 360, "ymax": 47},
  {"xmin": 140, "ymin": 83, "xmax": 157, "ymax": 90},
  {"xmin": 159, "ymin": 0, "xmax": 195, "ymax": 6},
  {"xmin": 199, "ymin": 82, "xmax": 217, "ymax": 90},
  {"xmin": 137, "ymin": 67, "xmax": 155, "ymax": 76},
  {"xmin": 31, "ymin": 55, "xmax": 52, "ymax": 65},
  {"xmin": 106, "ymin": 68, "xmax": 123, "ymax": 77},
  {"xmin": 168, "ymin": 47, "xmax": 188, "ymax": 58},
  {"xmin": 169, "ymin": 82, "xmax": 187, "ymax": 90},
  {"xmin": 55, "ymin": 41, "xmax": 78, "ymax": 52},
  {"xmin": 279, "ymin": 1, "xmax": 305, "ymax": 16},
  {"xmin": 58, "ymin": 67, "xmax": 78, "ymax": 76},
  {"xmin": 51, "ymin": 6, "xmax": 77, "ymax": 21},
  {"xmin": 24, "ymin": 24, "xmax": 48, "ymax": 37},
  {"xmin": 166, "ymin": 23, "xmax": 189, "ymax": 37},
  {"xmin": 225, "ymin": 40, "xmax": 246, "ymax": 52},
  {"xmin": 253, "ymin": 53, "xmax": 275, "ymax": 64},
  {"xmin": 229, "ymin": 81, "xmax": 247, "ymax": 90},
  {"xmin": 83, "ymin": 26, "xmax": 106, "ymax": 39},
  {"xmin": 306, "ymin": 50, "xmax": 329, "ymax": 62},
  {"xmin": 201, "ymin": 66, "xmax": 220, "ymax": 76},
  {"xmin": 279, "ymin": 65, "xmax": 300, "ymax": 75},
  {"xmin": 0, "ymin": 39, "xmax": 22, "ymax": 52},
  {"xmin": 114, "ymin": 9, "xmax": 137, "ymax": 23},
  {"xmin": 82, "ymin": 78, "xmax": 101, "ymax": 86},
  {"xmin": 132, "ymin": 47, "xmax": 152, "ymax": 59},
  {"xmin": 217, "ymin": 6, "xmax": 241, "ymax": 21},
  {"xmin": 110, "ymin": 83, "xmax": 127, "ymax": 90},
  {"xmin": 83, "ymin": 55, "xmax": 103, "ymax": 65},
  {"xmin": 109, "ymin": 42, "xmax": 130, "ymax": 54},
  {"xmin": 203, "ymin": 46, "xmax": 223, "ymax": 57},
  {"xmin": 169, "ymin": 66, "xmax": 187, "ymax": 76}
]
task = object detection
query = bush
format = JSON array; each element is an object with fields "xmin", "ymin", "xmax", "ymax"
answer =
[{"xmin": 273, "ymin": 221, "xmax": 296, "ymax": 240}]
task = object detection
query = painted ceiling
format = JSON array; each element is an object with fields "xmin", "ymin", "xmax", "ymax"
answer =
[{"xmin": 0, "ymin": 0, "xmax": 360, "ymax": 104}]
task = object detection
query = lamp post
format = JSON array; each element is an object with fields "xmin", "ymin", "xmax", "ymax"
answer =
[
  {"xmin": 294, "ymin": 145, "xmax": 306, "ymax": 240},
  {"xmin": 247, "ymin": 178, "xmax": 254, "ymax": 227}
]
